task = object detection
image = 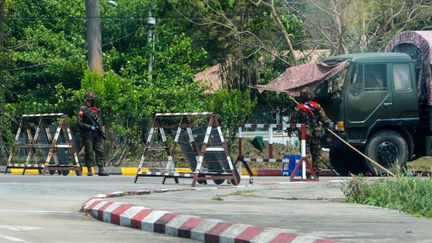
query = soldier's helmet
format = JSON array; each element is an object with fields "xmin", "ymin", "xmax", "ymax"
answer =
[
  {"xmin": 84, "ymin": 90, "xmax": 97, "ymax": 101},
  {"xmin": 299, "ymin": 88, "xmax": 314, "ymax": 100}
]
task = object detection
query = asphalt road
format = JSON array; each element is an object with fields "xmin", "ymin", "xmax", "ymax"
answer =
[
  {"xmin": 0, "ymin": 175, "xmax": 431, "ymax": 242},
  {"xmin": 0, "ymin": 175, "xmax": 196, "ymax": 243}
]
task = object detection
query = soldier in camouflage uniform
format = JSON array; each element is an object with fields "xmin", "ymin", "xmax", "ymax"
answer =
[
  {"xmin": 290, "ymin": 89, "xmax": 331, "ymax": 176},
  {"xmin": 77, "ymin": 91, "xmax": 109, "ymax": 176}
]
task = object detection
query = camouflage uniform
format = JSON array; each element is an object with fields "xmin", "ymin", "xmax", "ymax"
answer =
[
  {"xmin": 290, "ymin": 90, "xmax": 331, "ymax": 175},
  {"xmin": 77, "ymin": 91, "xmax": 109, "ymax": 176}
]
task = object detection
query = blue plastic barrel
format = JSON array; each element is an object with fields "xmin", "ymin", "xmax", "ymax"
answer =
[{"xmin": 282, "ymin": 154, "xmax": 302, "ymax": 176}]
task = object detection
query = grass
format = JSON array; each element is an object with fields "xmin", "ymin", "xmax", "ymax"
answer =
[
  {"xmin": 342, "ymin": 175, "xmax": 432, "ymax": 218},
  {"xmin": 229, "ymin": 189, "xmax": 259, "ymax": 197},
  {"xmin": 212, "ymin": 189, "xmax": 259, "ymax": 201},
  {"xmin": 212, "ymin": 195, "xmax": 225, "ymax": 201},
  {"xmin": 408, "ymin": 156, "xmax": 432, "ymax": 171}
]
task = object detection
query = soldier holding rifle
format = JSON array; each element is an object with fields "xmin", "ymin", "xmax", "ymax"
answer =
[{"xmin": 77, "ymin": 91, "xmax": 109, "ymax": 176}]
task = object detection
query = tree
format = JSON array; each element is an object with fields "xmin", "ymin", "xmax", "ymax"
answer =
[
  {"xmin": 80, "ymin": 21, "xmax": 208, "ymax": 164},
  {"xmin": 3, "ymin": 0, "xmax": 86, "ymax": 104},
  {"xmin": 171, "ymin": 0, "xmax": 306, "ymax": 90},
  {"xmin": 251, "ymin": 0, "xmax": 298, "ymax": 64},
  {"xmin": 286, "ymin": 0, "xmax": 432, "ymax": 54},
  {"xmin": 365, "ymin": 0, "xmax": 432, "ymax": 51},
  {"xmin": 206, "ymin": 89, "xmax": 256, "ymax": 149},
  {"xmin": 285, "ymin": 0, "xmax": 356, "ymax": 54}
]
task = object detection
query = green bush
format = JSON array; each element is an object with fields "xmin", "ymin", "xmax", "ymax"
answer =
[
  {"xmin": 343, "ymin": 176, "xmax": 432, "ymax": 218},
  {"xmin": 206, "ymin": 89, "xmax": 256, "ymax": 148}
]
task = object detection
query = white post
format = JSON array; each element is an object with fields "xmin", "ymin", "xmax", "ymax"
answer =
[
  {"xmin": 301, "ymin": 124, "xmax": 306, "ymax": 179},
  {"xmin": 268, "ymin": 126, "xmax": 274, "ymax": 158}
]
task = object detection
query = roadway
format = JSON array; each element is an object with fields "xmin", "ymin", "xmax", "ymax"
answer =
[{"xmin": 0, "ymin": 175, "xmax": 431, "ymax": 242}]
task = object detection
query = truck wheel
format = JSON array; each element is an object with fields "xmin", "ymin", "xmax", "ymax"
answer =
[
  {"xmin": 365, "ymin": 130, "xmax": 408, "ymax": 175},
  {"xmin": 330, "ymin": 148, "xmax": 368, "ymax": 176}
]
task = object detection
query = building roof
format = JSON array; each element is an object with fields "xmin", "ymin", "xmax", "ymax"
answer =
[{"xmin": 193, "ymin": 64, "xmax": 222, "ymax": 94}]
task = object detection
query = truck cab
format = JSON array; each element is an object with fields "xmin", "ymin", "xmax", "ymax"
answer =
[{"xmin": 321, "ymin": 53, "xmax": 420, "ymax": 175}]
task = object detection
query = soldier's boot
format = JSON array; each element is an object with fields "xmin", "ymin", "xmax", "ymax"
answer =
[
  {"xmin": 87, "ymin": 166, "xmax": 93, "ymax": 176},
  {"xmin": 98, "ymin": 166, "xmax": 109, "ymax": 176}
]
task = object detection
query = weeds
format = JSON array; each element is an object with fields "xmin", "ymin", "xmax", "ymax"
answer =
[
  {"xmin": 212, "ymin": 195, "xmax": 225, "ymax": 201},
  {"xmin": 342, "ymin": 175, "xmax": 432, "ymax": 218},
  {"xmin": 211, "ymin": 189, "xmax": 258, "ymax": 201},
  {"xmin": 229, "ymin": 189, "xmax": 259, "ymax": 197}
]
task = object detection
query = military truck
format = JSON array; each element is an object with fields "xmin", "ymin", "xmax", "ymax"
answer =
[{"xmin": 318, "ymin": 31, "xmax": 432, "ymax": 175}]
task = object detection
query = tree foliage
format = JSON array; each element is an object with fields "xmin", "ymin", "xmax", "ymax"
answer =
[
  {"xmin": 206, "ymin": 89, "xmax": 256, "ymax": 148},
  {"xmin": 170, "ymin": 0, "xmax": 306, "ymax": 89},
  {"xmin": 1, "ymin": 0, "xmax": 209, "ymax": 162},
  {"xmin": 3, "ymin": 0, "xmax": 86, "ymax": 104},
  {"xmin": 287, "ymin": 0, "xmax": 432, "ymax": 54},
  {"xmin": 2, "ymin": 0, "xmax": 432, "ymax": 164}
]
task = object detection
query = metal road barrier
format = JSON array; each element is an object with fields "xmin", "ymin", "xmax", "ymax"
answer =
[
  {"xmin": 5, "ymin": 113, "xmax": 81, "ymax": 176},
  {"xmin": 134, "ymin": 112, "xmax": 240, "ymax": 187}
]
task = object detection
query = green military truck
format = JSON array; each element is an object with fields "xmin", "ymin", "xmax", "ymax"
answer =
[{"xmin": 318, "ymin": 31, "xmax": 432, "ymax": 175}]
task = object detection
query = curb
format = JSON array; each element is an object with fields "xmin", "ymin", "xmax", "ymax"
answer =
[
  {"xmin": 0, "ymin": 166, "xmax": 338, "ymax": 176},
  {"xmin": 81, "ymin": 189, "xmax": 336, "ymax": 243}
]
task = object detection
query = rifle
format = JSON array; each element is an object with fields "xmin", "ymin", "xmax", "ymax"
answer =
[{"xmin": 82, "ymin": 107, "xmax": 107, "ymax": 140}]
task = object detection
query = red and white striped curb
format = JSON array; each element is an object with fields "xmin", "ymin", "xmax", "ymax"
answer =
[{"xmin": 81, "ymin": 190, "xmax": 336, "ymax": 243}]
